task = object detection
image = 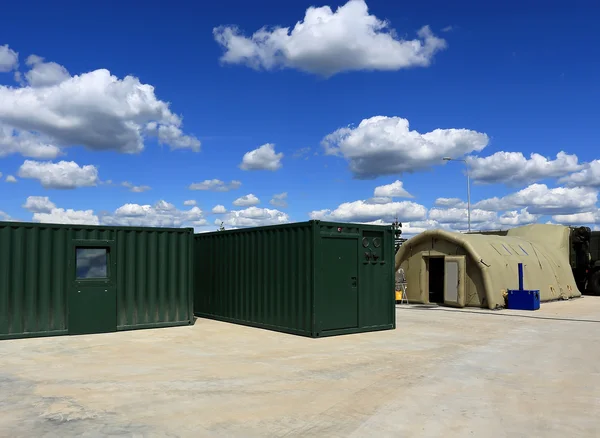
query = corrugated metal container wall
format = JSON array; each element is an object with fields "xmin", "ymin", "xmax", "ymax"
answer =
[
  {"xmin": 194, "ymin": 220, "xmax": 395, "ymax": 338},
  {"xmin": 114, "ymin": 228, "xmax": 193, "ymax": 330},
  {"xmin": 0, "ymin": 222, "xmax": 194, "ymax": 340},
  {"xmin": 195, "ymin": 222, "xmax": 314, "ymax": 336}
]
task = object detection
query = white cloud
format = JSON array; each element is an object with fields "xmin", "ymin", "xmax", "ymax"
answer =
[
  {"xmin": 309, "ymin": 182, "xmax": 583, "ymax": 237},
  {"xmin": 24, "ymin": 54, "xmax": 71, "ymax": 87},
  {"xmin": 239, "ymin": 143, "xmax": 283, "ymax": 171},
  {"xmin": 213, "ymin": 0, "xmax": 446, "ymax": 77},
  {"xmin": 322, "ymin": 116, "xmax": 489, "ymax": 179},
  {"xmin": 366, "ymin": 196, "xmax": 392, "ymax": 204},
  {"xmin": 219, "ymin": 206, "xmax": 289, "ymax": 228},
  {"xmin": 403, "ymin": 206, "xmax": 537, "ymax": 234},
  {"xmin": 23, "ymin": 196, "xmax": 56, "ymax": 213},
  {"xmin": 233, "ymin": 194, "xmax": 260, "ymax": 207},
  {"xmin": 212, "ymin": 204, "xmax": 227, "ymax": 214},
  {"xmin": 441, "ymin": 26, "xmax": 454, "ymax": 32},
  {"xmin": 358, "ymin": 216, "xmax": 493, "ymax": 236},
  {"xmin": 373, "ymin": 180, "xmax": 413, "ymax": 198},
  {"xmin": 354, "ymin": 218, "xmax": 440, "ymax": 236},
  {"xmin": 467, "ymin": 151, "xmax": 582, "ymax": 185},
  {"xmin": 189, "ymin": 179, "xmax": 242, "ymax": 191},
  {"xmin": 0, "ymin": 125, "xmax": 62, "ymax": 159},
  {"xmin": 552, "ymin": 211, "xmax": 600, "ymax": 225},
  {"xmin": 0, "ymin": 54, "xmax": 199, "ymax": 158},
  {"xmin": 101, "ymin": 200, "xmax": 205, "ymax": 228},
  {"xmin": 401, "ymin": 219, "xmax": 445, "ymax": 236},
  {"xmin": 428, "ymin": 207, "xmax": 497, "ymax": 224},
  {"xmin": 18, "ymin": 160, "xmax": 99, "ymax": 189},
  {"xmin": 33, "ymin": 208, "xmax": 99, "ymax": 225},
  {"xmin": 0, "ymin": 210, "xmax": 14, "ymax": 221},
  {"xmin": 475, "ymin": 183, "xmax": 597, "ymax": 215},
  {"xmin": 121, "ymin": 181, "xmax": 151, "ymax": 192},
  {"xmin": 0, "ymin": 171, "xmax": 2, "ymax": 179},
  {"xmin": 498, "ymin": 208, "xmax": 540, "ymax": 226},
  {"xmin": 24, "ymin": 197, "xmax": 210, "ymax": 230},
  {"xmin": 269, "ymin": 192, "xmax": 288, "ymax": 208},
  {"xmin": 145, "ymin": 122, "xmax": 201, "ymax": 151},
  {"xmin": 293, "ymin": 147, "xmax": 311, "ymax": 159},
  {"xmin": 0, "ymin": 44, "xmax": 18, "ymax": 72},
  {"xmin": 6, "ymin": 175, "xmax": 17, "ymax": 183},
  {"xmin": 434, "ymin": 197, "xmax": 467, "ymax": 208},
  {"xmin": 559, "ymin": 159, "xmax": 600, "ymax": 188},
  {"xmin": 183, "ymin": 200, "xmax": 197, "ymax": 206},
  {"xmin": 310, "ymin": 199, "xmax": 427, "ymax": 223}
]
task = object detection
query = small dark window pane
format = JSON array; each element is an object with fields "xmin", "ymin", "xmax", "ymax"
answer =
[{"xmin": 76, "ymin": 248, "xmax": 108, "ymax": 279}]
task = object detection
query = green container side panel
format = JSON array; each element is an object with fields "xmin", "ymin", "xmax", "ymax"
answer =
[
  {"xmin": 0, "ymin": 221, "xmax": 194, "ymax": 340},
  {"xmin": 194, "ymin": 220, "xmax": 395, "ymax": 338},
  {"xmin": 114, "ymin": 229, "xmax": 193, "ymax": 329},
  {"xmin": 1, "ymin": 224, "xmax": 69, "ymax": 337},
  {"xmin": 195, "ymin": 223, "xmax": 315, "ymax": 336}
]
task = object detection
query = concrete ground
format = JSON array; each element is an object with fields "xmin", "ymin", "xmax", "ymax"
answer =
[{"xmin": 2, "ymin": 298, "xmax": 600, "ymax": 438}]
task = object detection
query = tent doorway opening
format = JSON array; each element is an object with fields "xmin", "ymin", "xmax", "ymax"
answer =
[{"xmin": 428, "ymin": 257, "xmax": 445, "ymax": 304}]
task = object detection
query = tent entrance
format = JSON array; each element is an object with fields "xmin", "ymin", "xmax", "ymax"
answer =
[{"xmin": 427, "ymin": 257, "xmax": 445, "ymax": 304}]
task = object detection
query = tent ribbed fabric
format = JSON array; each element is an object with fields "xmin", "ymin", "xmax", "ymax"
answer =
[{"xmin": 395, "ymin": 224, "xmax": 580, "ymax": 309}]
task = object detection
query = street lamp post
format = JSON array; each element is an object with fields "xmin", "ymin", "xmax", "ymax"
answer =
[{"xmin": 443, "ymin": 157, "xmax": 471, "ymax": 233}]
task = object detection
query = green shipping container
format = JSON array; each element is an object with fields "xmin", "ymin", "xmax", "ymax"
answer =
[
  {"xmin": 194, "ymin": 220, "xmax": 395, "ymax": 338},
  {"xmin": 0, "ymin": 221, "xmax": 194, "ymax": 340}
]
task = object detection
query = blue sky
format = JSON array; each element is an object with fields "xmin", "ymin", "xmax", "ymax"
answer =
[{"xmin": 1, "ymin": 0, "xmax": 599, "ymax": 234}]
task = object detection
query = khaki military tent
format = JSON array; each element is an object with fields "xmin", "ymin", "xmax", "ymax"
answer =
[{"xmin": 394, "ymin": 224, "xmax": 580, "ymax": 309}]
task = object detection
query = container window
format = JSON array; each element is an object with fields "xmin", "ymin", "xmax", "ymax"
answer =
[{"xmin": 76, "ymin": 248, "xmax": 108, "ymax": 279}]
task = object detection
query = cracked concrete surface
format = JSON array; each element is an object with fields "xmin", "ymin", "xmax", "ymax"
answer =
[{"xmin": 1, "ymin": 297, "xmax": 600, "ymax": 437}]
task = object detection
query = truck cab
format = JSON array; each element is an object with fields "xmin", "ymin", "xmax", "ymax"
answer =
[
  {"xmin": 586, "ymin": 230, "xmax": 600, "ymax": 294},
  {"xmin": 569, "ymin": 226, "xmax": 593, "ymax": 293}
]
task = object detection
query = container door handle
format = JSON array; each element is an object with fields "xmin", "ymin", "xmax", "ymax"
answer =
[{"xmin": 351, "ymin": 276, "xmax": 357, "ymax": 287}]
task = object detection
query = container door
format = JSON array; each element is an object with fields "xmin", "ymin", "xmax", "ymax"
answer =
[
  {"xmin": 320, "ymin": 237, "xmax": 358, "ymax": 331},
  {"xmin": 69, "ymin": 240, "xmax": 117, "ymax": 335},
  {"xmin": 444, "ymin": 256, "xmax": 466, "ymax": 308}
]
